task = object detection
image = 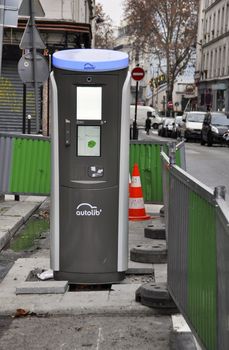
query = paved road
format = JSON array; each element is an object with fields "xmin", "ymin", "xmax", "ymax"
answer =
[
  {"xmin": 0, "ymin": 315, "xmax": 172, "ymax": 350},
  {"xmin": 139, "ymin": 129, "xmax": 229, "ymax": 203},
  {"xmin": 185, "ymin": 143, "xmax": 229, "ymax": 202}
]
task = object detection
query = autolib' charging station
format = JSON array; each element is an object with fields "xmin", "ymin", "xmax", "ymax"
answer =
[{"xmin": 50, "ymin": 49, "xmax": 130, "ymax": 284}]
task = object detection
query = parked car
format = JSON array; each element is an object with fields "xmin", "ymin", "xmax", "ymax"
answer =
[
  {"xmin": 201, "ymin": 112, "xmax": 229, "ymax": 146},
  {"xmin": 130, "ymin": 105, "xmax": 163, "ymax": 129},
  {"xmin": 223, "ymin": 131, "xmax": 229, "ymax": 145},
  {"xmin": 178, "ymin": 111, "xmax": 206, "ymax": 141},
  {"xmin": 158, "ymin": 118, "xmax": 174, "ymax": 137},
  {"xmin": 171, "ymin": 115, "xmax": 182, "ymax": 138}
]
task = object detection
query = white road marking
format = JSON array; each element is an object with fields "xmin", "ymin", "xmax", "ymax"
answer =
[{"xmin": 96, "ymin": 327, "xmax": 103, "ymax": 350}]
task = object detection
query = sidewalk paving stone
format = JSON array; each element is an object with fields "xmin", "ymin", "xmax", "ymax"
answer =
[
  {"xmin": 2, "ymin": 202, "xmax": 41, "ymax": 221},
  {"xmin": 16, "ymin": 281, "xmax": 69, "ymax": 295}
]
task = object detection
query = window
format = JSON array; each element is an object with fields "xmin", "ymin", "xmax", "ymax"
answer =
[
  {"xmin": 226, "ymin": 3, "xmax": 229, "ymax": 31},
  {"xmin": 214, "ymin": 49, "xmax": 217, "ymax": 76},
  {"xmin": 218, "ymin": 48, "xmax": 222, "ymax": 76},
  {"xmin": 222, "ymin": 46, "xmax": 226, "ymax": 75},
  {"xmin": 217, "ymin": 9, "xmax": 220, "ymax": 35},
  {"xmin": 222, "ymin": 7, "xmax": 225, "ymax": 34},
  {"xmin": 210, "ymin": 51, "xmax": 213, "ymax": 77},
  {"xmin": 213, "ymin": 13, "xmax": 216, "ymax": 37},
  {"xmin": 211, "ymin": 114, "xmax": 229, "ymax": 125}
]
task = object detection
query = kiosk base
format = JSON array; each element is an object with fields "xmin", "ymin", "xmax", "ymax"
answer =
[{"xmin": 54, "ymin": 271, "xmax": 126, "ymax": 285}]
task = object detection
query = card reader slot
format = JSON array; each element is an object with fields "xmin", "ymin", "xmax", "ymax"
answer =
[{"xmin": 70, "ymin": 180, "xmax": 107, "ymax": 184}]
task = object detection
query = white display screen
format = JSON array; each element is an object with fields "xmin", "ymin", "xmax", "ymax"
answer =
[
  {"xmin": 77, "ymin": 126, "xmax": 101, "ymax": 157},
  {"xmin": 77, "ymin": 87, "xmax": 102, "ymax": 120}
]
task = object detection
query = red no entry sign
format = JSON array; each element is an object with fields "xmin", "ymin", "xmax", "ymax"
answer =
[
  {"xmin": 167, "ymin": 101, "xmax": 173, "ymax": 109},
  {"xmin": 131, "ymin": 67, "xmax": 145, "ymax": 81}
]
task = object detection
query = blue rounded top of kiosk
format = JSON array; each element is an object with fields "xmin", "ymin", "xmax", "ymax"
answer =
[{"xmin": 52, "ymin": 49, "xmax": 129, "ymax": 72}]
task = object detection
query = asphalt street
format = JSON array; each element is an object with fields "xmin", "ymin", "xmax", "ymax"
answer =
[
  {"xmin": 140, "ymin": 128, "xmax": 229, "ymax": 203},
  {"xmin": 0, "ymin": 314, "xmax": 172, "ymax": 350},
  {"xmin": 185, "ymin": 143, "xmax": 229, "ymax": 202}
]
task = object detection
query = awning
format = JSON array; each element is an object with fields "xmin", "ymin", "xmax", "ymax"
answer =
[{"xmin": 18, "ymin": 19, "xmax": 92, "ymax": 36}]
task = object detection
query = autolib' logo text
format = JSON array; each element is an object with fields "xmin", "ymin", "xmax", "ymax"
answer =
[
  {"xmin": 84, "ymin": 63, "xmax": 96, "ymax": 70},
  {"xmin": 76, "ymin": 203, "xmax": 102, "ymax": 216}
]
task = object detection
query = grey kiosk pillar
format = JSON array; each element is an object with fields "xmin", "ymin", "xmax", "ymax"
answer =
[{"xmin": 50, "ymin": 49, "xmax": 130, "ymax": 284}]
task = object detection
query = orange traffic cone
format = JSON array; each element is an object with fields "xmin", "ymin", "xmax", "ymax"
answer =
[{"xmin": 129, "ymin": 164, "xmax": 151, "ymax": 221}]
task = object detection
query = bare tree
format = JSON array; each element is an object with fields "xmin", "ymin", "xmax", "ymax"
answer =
[
  {"xmin": 94, "ymin": 3, "xmax": 115, "ymax": 49},
  {"xmin": 124, "ymin": 0, "xmax": 199, "ymax": 101}
]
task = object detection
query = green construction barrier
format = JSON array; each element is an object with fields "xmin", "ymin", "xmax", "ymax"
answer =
[
  {"xmin": 130, "ymin": 141, "xmax": 184, "ymax": 203},
  {"xmin": 188, "ymin": 192, "xmax": 217, "ymax": 350},
  {"xmin": 0, "ymin": 135, "xmax": 184, "ymax": 199},
  {"xmin": 0, "ymin": 134, "xmax": 51, "ymax": 195}
]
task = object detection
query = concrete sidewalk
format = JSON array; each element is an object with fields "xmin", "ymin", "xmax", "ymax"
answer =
[{"xmin": 0, "ymin": 198, "xmax": 166, "ymax": 316}]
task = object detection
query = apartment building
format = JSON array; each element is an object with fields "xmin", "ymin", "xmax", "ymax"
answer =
[
  {"xmin": 0, "ymin": 0, "xmax": 95, "ymax": 132},
  {"xmin": 195, "ymin": 0, "xmax": 229, "ymax": 111}
]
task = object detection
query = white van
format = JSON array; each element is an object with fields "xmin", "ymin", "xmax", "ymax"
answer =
[
  {"xmin": 178, "ymin": 111, "xmax": 206, "ymax": 141},
  {"xmin": 130, "ymin": 105, "xmax": 163, "ymax": 129}
]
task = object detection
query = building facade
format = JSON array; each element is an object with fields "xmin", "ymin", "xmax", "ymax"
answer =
[
  {"xmin": 1, "ymin": 0, "xmax": 95, "ymax": 133},
  {"xmin": 150, "ymin": 61, "xmax": 196, "ymax": 115},
  {"xmin": 195, "ymin": 0, "xmax": 229, "ymax": 111},
  {"xmin": 114, "ymin": 22, "xmax": 147, "ymax": 105}
]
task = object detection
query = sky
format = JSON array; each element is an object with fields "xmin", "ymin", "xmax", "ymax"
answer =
[{"xmin": 97, "ymin": 0, "xmax": 124, "ymax": 26}]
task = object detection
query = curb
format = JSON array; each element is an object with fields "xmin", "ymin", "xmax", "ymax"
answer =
[
  {"xmin": 171, "ymin": 314, "xmax": 200, "ymax": 350},
  {"xmin": 0, "ymin": 217, "xmax": 24, "ymax": 251},
  {"xmin": 0, "ymin": 200, "xmax": 44, "ymax": 252}
]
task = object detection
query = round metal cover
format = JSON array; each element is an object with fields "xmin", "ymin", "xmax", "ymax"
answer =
[{"xmin": 18, "ymin": 52, "xmax": 49, "ymax": 85}]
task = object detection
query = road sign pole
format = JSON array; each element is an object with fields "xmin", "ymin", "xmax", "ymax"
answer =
[
  {"xmin": 131, "ymin": 66, "xmax": 145, "ymax": 140},
  {"xmin": 133, "ymin": 81, "xmax": 139, "ymax": 140},
  {"xmin": 22, "ymin": 83, "xmax": 26, "ymax": 133},
  {"xmin": 30, "ymin": 0, "xmax": 39, "ymax": 133}
]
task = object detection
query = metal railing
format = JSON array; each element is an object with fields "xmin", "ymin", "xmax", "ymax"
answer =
[{"xmin": 161, "ymin": 147, "xmax": 229, "ymax": 350}]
